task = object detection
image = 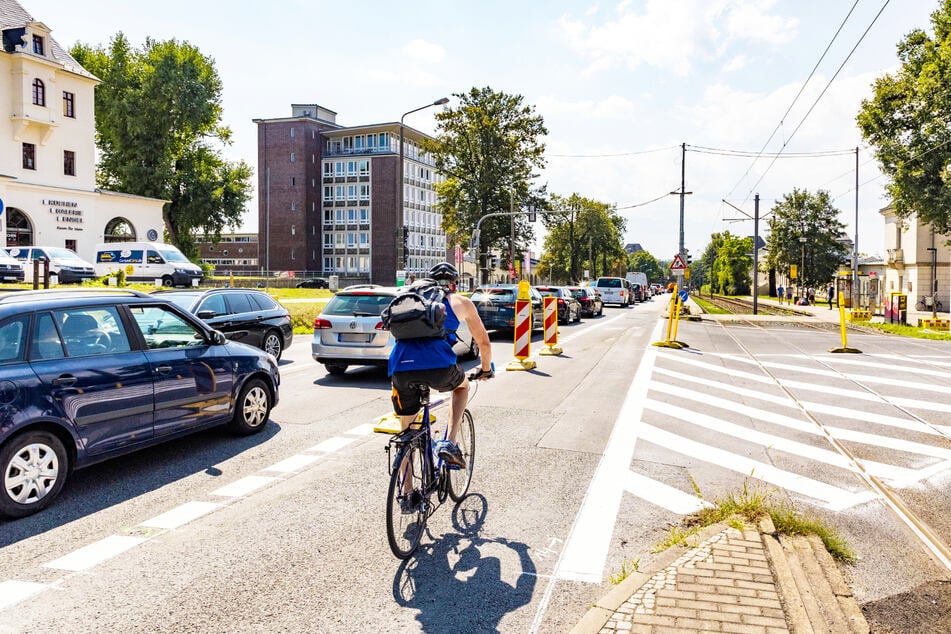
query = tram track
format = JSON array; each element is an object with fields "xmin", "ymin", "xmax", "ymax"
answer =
[{"xmin": 708, "ymin": 313, "xmax": 951, "ymax": 573}]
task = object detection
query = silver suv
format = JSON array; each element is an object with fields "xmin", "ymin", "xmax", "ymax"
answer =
[{"xmin": 311, "ymin": 286, "xmax": 477, "ymax": 376}]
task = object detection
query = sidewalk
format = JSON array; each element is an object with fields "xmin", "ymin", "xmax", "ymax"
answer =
[{"xmin": 574, "ymin": 516, "xmax": 869, "ymax": 633}]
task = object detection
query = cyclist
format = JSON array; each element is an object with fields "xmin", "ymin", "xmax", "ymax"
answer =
[{"xmin": 389, "ymin": 262, "xmax": 493, "ymax": 503}]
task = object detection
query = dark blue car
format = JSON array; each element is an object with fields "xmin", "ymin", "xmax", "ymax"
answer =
[{"xmin": 0, "ymin": 289, "xmax": 280, "ymax": 518}]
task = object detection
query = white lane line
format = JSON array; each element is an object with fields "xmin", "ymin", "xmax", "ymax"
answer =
[
  {"xmin": 553, "ymin": 327, "xmax": 661, "ymax": 584},
  {"xmin": 644, "ymin": 399, "xmax": 916, "ymax": 483},
  {"xmin": 44, "ymin": 535, "xmax": 147, "ymax": 572},
  {"xmin": 345, "ymin": 423, "xmax": 376, "ymax": 436},
  {"xmin": 636, "ymin": 423, "xmax": 872, "ymax": 510},
  {"xmin": 264, "ymin": 454, "xmax": 321, "ymax": 473},
  {"xmin": 308, "ymin": 436, "xmax": 357, "ymax": 453},
  {"xmin": 211, "ymin": 475, "xmax": 279, "ymax": 497},
  {"xmin": 0, "ymin": 580, "xmax": 49, "ymax": 610},
  {"xmin": 624, "ymin": 471, "xmax": 713, "ymax": 514},
  {"xmin": 140, "ymin": 501, "xmax": 223, "ymax": 529}
]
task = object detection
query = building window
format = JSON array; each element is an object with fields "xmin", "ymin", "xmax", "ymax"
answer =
[
  {"xmin": 22, "ymin": 143, "xmax": 35, "ymax": 170},
  {"xmin": 63, "ymin": 150, "xmax": 75, "ymax": 176},
  {"xmin": 32, "ymin": 79, "xmax": 45, "ymax": 106},
  {"xmin": 63, "ymin": 91, "xmax": 75, "ymax": 117},
  {"xmin": 290, "ymin": 152, "xmax": 295, "ymax": 162},
  {"xmin": 104, "ymin": 217, "xmax": 136, "ymax": 242},
  {"xmin": 291, "ymin": 177, "xmax": 296, "ymax": 187},
  {"xmin": 6, "ymin": 208, "xmax": 33, "ymax": 247},
  {"xmin": 32, "ymin": 35, "xmax": 44, "ymax": 55},
  {"xmin": 65, "ymin": 239, "xmax": 77, "ymax": 252}
]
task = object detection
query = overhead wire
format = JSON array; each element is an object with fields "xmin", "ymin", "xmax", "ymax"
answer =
[{"xmin": 546, "ymin": 145, "xmax": 679, "ymax": 158}]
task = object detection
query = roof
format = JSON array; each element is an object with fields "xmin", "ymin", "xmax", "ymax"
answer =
[{"xmin": 0, "ymin": 0, "xmax": 98, "ymax": 80}]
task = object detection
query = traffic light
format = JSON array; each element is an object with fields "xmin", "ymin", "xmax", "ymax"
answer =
[
  {"xmin": 686, "ymin": 253, "xmax": 693, "ymax": 265},
  {"xmin": 528, "ymin": 204, "xmax": 537, "ymax": 223}
]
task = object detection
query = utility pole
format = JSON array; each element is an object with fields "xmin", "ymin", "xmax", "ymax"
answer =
[
  {"xmin": 853, "ymin": 146, "xmax": 859, "ymax": 306},
  {"xmin": 510, "ymin": 189, "xmax": 516, "ymax": 281},
  {"xmin": 753, "ymin": 194, "xmax": 760, "ymax": 315}
]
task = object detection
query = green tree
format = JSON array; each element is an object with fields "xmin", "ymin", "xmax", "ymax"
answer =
[
  {"xmin": 627, "ymin": 250, "xmax": 665, "ymax": 284},
  {"xmin": 765, "ymin": 188, "xmax": 848, "ymax": 290},
  {"xmin": 422, "ymin": 87, "xmax": 547, "ymax": 271},
  {"xmin": 536, "ymin": 194, "xmax": 625, "ymax": 283},
  {"xmin": 857, "ymin": 1, "xmax": 951, "ymax": 234},
  {"xmin": 71, "ymin": 34, "xmax": 252, "ymax": 258}
]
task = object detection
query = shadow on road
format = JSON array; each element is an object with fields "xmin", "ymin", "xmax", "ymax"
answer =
[{"xmin": 392, "ymin": 494, "xmax": 536, "ymax": 633}]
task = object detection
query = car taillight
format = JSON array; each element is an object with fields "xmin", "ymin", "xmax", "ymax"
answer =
[
  {"xmin": 557, "ymin": 298, "xmax": 566, "ymax": 305},
  {"xmin": 314, "ymin": 318, "xmax": 332, "ymax": 329},
  {"xmin": 375, "ymin": 321, "xmax": 385, "ymax": 330}
]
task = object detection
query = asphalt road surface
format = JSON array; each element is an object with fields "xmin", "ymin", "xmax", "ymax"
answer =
[{"xmin": 2, "ymin": 299, "xmax": 949, "ymax": 632}]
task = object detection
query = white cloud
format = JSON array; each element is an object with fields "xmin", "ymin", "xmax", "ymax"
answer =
[
  {"xmin": 402, "ymin": 39, "xmax": 446, "ymax": 63},
  {"xmin": 536, "ymin": 95, "xmax": 635, "ymax": 120},
  {"xmin": 722, "ymin": 54, "xmax": 747, "ymax": 73}
]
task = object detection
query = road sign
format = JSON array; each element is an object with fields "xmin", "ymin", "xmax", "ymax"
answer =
[
  {"xmin": 678, "ymin": 290, "xmax": 689, "ymax": 302},
  {"xmin": 670, "ymin": 254, "xmax": 687, "ymax": 271}
]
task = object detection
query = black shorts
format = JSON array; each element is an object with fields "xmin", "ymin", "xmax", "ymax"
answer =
[{"xmin": 391, "ymin": 364, "xmax": 465, "ymax": 416}]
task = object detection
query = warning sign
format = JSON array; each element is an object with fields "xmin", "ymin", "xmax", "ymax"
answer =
[{"xmin": 669, "ymin": 253, "xmax": 687, "ymax": 271}]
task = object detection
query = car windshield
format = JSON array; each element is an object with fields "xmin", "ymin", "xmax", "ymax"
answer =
[
  {"xmin": 471, "ymin": 288, "xmax": 514, "ymax": 302},
  {"xmin": 158, "ymin": 248, "xmax": 190, "ymax": 263},
  {"xmin": 324, "ymin": 293, "xmax": 393, "ymax": 316},
  {"xmin": 535, "ymin": 288, "xmax": 559, "ymax": 296},
  {"xmin": 157, "ymin": 292, "xmax": 202, "ymax": 310},
  {"xmin": 45, "ymin": 247, "xmax": 84, "ymax": 261},
  {"xmin": 569, "ymin": 288, "xmax": 586, "ymax": 298},
  {"xmin": 597, "ymin": 278, "xmax": 622, "ymax": 288}
]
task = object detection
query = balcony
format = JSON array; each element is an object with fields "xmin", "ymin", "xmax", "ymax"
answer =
[
  {"xmin": 323, "ymin": 145, "xmax": 394, "ymax": 158},
  {"xmin": 887, "ymin": 248, "xmax": 904, "ymax": 265}
]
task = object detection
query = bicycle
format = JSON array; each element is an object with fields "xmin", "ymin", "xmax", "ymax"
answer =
[
  {"xmin": 916, "ymin": 296, "xmax": 944, "ymax": 311},
  {"xmin": 385, "ymin": 367, "xmax": 491, "ymax": 559}
]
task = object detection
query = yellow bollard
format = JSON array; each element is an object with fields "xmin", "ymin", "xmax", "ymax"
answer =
[
  {"xmin": 829, "ymin": 293, "xmax": 862, "ymax": 353},
  {"xmin": 653, "ymin": 284, "xmax": 685, "ymax": 348}
]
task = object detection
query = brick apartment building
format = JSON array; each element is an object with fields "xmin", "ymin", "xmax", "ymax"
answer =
[
  {"xmin": 195, "ymin": 232, "xmax": 259, "ymax": 275},
  {"xmin": 252, "ymin": 104, "xmax": 447, "ymax": 285}
]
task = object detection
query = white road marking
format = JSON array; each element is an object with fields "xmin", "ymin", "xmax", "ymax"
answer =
[
  {"xmin": 44, "ymin": 535, "xmax": 147, "ymax": 572},
  {"xmin": 211, "ymin": 475, "xmax": 279, "ymax": 497},
  {"xmin": 644, "ymin": 399, "xmax": 916, "ymax": 483},
  {"xmin": 0, "ymin": 580, "xmax": 49, "ymax": 610},
  {"xmin": 140, "ymin": 501, "xmax": 223, "ymax": 529},
  {"xmin": 623, "ymin": 471, "xmax": 713, "ymax": 514},
  {"xmin": 345, "ymin": 423, "xmax": 376, "ymax": 436},
  {"xmin": 308, "ymin": 436, "xmax": 358, "ymax": 453},
  {"xmin": 264, "ymin": 454, "xmax": 321, "ymax": 473},
  {"xmin": 636, "ymin": 423, "xmax": 873, "ymax": 510}
]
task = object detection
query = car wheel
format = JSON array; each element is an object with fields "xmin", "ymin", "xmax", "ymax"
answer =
[
  {"xmin": 262, "ymin": 330, "xmax": 283, "ymax": 361},
  {"xmin": 229, "ymin": 378, "xmax": 272, "ymax": 435},
  {"xmin": 0, "ymin": 431, "xmax": 69, "ymax": 518},
  {"xmin": 325, "ymin": 363, "xmax": 348, "ymax": 375},
  {"xmin": 598, "ymin": 305, "xmax": 603, "ymax": 316},
  {"xmin": 161, "ymin": 275, "xmax": 174, "ymax": 287}
]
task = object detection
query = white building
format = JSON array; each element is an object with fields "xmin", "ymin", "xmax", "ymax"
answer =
[
  {"xmin": 881, "ymin": 205, "xmax": 950, "ymax": 312},
  {"xmin": 0, "ymin": 0, "xmax": 164, "ymax": 263}
]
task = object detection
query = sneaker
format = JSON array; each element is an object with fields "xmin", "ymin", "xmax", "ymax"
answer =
[
  {"xmin": 435, "ymin": 439, "xmax": 466, "ymax": 471},
  {"xmin": 400, "ymin": 490, "xmax": 421, "ymax": 515}
]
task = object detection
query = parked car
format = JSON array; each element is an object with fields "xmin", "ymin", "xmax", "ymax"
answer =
[
  {"xmin": 0, "ymin": 249, "xmax": 25, "ymax": 283},
  {"xmin": 153, "ymin": 288, "xmax": 293, "ymax": 361},
  {"xmin": 312, "ymin": 286, "xmax": 478, "ymax": 375},
  {"xmin": 6, "ymin": 246, "xmax": 96, "ymax": 284},
  {"xmin": 568, "ymin": 286, "xmax": 604, "ymax": 317},
  {"xmin": 296, "ymin": 277, "xmax": 330, "ymax": 289},
  {"xmin": 470, "ymin": 284, "xmax": 544, "ymax": 332},
  {"xmin": 94, "ymin": 241, "xmax": 203, "ymax": 287},
  {"xmin": 0, "ymin": 289, "xmax": 280, "ymax": 518},
  {"xmin": 596, "ymin": 276, "xmax": 629, "ymax": 307},
  {"xmin": 534, "ymin": 285, "xmax": 582, "ymax": 324}
]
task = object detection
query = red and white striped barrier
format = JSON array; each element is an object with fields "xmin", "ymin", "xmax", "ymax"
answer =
[
  {"xmin": 506, "ymin": 280, "xmax": 537, "ymax": 370},
  {"xmin": 539, "ymin": 295, "xmax": 563, "ymax": 355}
]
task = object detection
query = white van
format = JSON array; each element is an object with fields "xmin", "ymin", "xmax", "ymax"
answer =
[
  {"xmin": 94, "ymin": 242, "xmax": 203, "ymax": 287},
  {"xmin": 595, "ymin": 276, "xmax": 629, "ymax": 307},
  {"xmin": 6, "ymin": 246, "xmax": 96, "ymax": 283},
  {"xmin": 0, "ymin": 250, "xmax": 25, "ymax": 283}
]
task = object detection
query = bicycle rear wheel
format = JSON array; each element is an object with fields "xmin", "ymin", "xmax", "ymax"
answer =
[
  {"xmin": 448, "ymin": 409, "xmax": 475, "ymax": 502},
  {"xmin": 386, "ymin": 442, "xmax": 427, "ymax": 559}
]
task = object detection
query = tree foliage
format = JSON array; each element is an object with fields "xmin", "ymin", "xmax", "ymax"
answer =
[
  {"xmin": 693, "ymin": 232, "xmax": 753, "ymax": 295},
  {"xmin": 857, "ymin": 1, "xmax": 951, "ymax": 234},
  {"xmin": 71, "ymin": 34, "xmax": 252, "ymax": 258},
  {"xmin": 627, "ymin": 250, "xmax": 665, "ymax": 284},
  {"xmin": 764, "ymin": 188, "xmax": 848, "ymax": 289},
  {"xmin": 422, "ymin": 87, "xmax": 547, "ymax": 266},
  {"xmin": 536, "ymin": 194, "xmax": 626, "ymax": 283}
]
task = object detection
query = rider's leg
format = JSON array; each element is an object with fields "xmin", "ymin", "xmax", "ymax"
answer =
[{"xmin": 447, "ymin": 377, "xmax": 470, "ymax": 444}]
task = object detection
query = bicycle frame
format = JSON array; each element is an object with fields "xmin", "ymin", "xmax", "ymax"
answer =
[{"xmin": 385, "ymin": 386, "xmax": 450, "ymax": 513}]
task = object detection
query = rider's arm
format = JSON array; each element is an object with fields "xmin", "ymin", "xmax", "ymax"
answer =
[{"xmin": 454, "ymin": 295, "xmax": 492, "ymax": 373}]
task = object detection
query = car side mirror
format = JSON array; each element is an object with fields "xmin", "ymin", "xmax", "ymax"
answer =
[
  {"xmin": 211, "ymin": 330, "xmax": 227, "ymax": 345},
  {"xmin": 197, "ymin": 310, "xmax": 216, "ymax": 319}
]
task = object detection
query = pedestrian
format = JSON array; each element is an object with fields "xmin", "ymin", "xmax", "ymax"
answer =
[
  {"xmin": 827, "ymin": 282, "xmax": 835, "ymax": 310},
  {"xmin": 808, "ymin": 287, "xmax": 816, "ymax": 304},
  {"xmin": 777, "ymin": 284, "xmax": 784, "ymax": 305},
  {"xmin": 786, "ymin": 287, "xmax": 793, "ymax": 305}
]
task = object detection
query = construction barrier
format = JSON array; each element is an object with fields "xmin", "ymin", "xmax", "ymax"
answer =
[
  {"xmin": 830, "ymin": 293, "xmax": 862, "ymax": 354},
  {"xmin": 653, "ymin": 284, "xmax": 687, "ymax": 349},
  {"xmin": 919, "ymin": 318, "xmax": 951, "ymax": 331},
  {"xmin": 847, "ymin": 310, "xmax": 872, "ymax": 322},
  {"xmin": 506, "ymin": 280, "xmax": 537, "ymax": 371},
  {"xmin": 538, "ymin": 296, "xmax": 563, "ymax": 356}
]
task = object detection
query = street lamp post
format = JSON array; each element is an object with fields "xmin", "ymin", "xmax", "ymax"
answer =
[
  {"xmin": 799, "ymin": 236, "xmax": 806, "ymax": 304},
  {"xmin": 398, "ymin": 97, "xmax": 449, "ymax": 281}
]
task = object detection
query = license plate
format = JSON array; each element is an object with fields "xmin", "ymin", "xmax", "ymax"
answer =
[
  {"xmin": 339, "ymin": 333, "xmax": 371, "ymax": 343},
  {"xmin": 481, "ymin": 306, "xmax": 498, "ymax": 313}
]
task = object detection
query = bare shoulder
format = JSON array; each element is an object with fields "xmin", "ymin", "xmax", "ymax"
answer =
[{"xmin": 449, "ymin": 293, "xmax": 477, "ymax": 316}]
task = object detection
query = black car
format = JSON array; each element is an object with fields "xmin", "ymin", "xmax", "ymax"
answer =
[
  {"xmin": 535, "ymin": 285, "xmax": 582, "ymax": 324},
  {"xmin": 153, "ymin": 288, "xmax": 294, "ymax": 361},
  {"xmin": 568, "ymin": 286, "xmax": 604, "ymax": 317},
  {"xmin": 296, "ymin": 277, "xmax": 330, "ymax": 289},
  {"xmin": 0, "ymin": 289, "xmax": 280, "ymax": 518}
]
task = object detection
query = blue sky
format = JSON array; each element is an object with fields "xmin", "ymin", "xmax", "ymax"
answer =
[{"xmin": 32, "ymin": 0, "xmax": 941, "ymax": 259}]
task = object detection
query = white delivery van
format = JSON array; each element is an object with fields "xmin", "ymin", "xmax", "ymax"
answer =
[
  {"xmin": 595, "ymin": 276, "xmax": 629, "ymax": 307},
  {"xmin": 94, "ymin": 242, "xmax": 204, "ymax": 287},
  {"xmin": 626, "ymin": 271, "xmax": 649, "ymax": 302},
  {"xmin": 7, "ymin": 246, "xmax": 96, "ymax": 283}
]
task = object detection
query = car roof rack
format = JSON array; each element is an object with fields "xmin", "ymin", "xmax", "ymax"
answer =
[{"xmin": 0, "ymin": 288, "xmax": 153, "ymax": 303}]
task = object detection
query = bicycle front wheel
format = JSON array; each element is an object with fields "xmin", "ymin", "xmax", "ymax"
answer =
[
  {"xmin": 448, "ymin": 409, "xmax": 475, "ymax": 502},
  {"xmin": 386, "ymin": 443, "xmax": 427, "ymax": 559}
]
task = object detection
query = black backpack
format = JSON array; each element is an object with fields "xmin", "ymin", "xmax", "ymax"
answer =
[{"xmin": 381, "ymin": 279, "xmax": 447, "ymax": 340}]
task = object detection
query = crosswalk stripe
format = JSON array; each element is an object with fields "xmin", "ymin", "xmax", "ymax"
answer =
[
  {"xmin": 636, "ymin": 423, "xmax": 873, "ymax": 510},
  {"xmin": 0, "ymin": 580, "xmax": 49, "ymax": 610},
  {"xmin": 643, "ymin": 399, "xmax": 916, "ymax": 483},
  {"xmin": 623, "ymin": 471, "xmax": 712, "ymax": 514}
]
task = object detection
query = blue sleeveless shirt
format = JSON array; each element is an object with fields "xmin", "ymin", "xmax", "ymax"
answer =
[{"xmin": 388, "ymin": 297, "xmax": 460, "ymax": 375}]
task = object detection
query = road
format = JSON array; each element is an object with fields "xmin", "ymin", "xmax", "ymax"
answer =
[{"xmin": 1, "ymin": 299, "xmax": 949, "ymax": 632}]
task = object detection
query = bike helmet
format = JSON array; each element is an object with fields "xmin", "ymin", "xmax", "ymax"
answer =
[{"xmin": 429, "ymin": 262, "xmax": 459, "ymax": 283}]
